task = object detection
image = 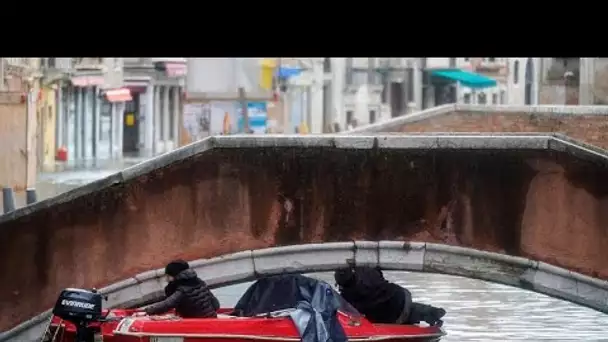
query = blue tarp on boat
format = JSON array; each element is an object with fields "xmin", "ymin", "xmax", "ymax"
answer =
[{"xmin": 233, "ymin": 274, "xmax": 353, "ymax": 342}]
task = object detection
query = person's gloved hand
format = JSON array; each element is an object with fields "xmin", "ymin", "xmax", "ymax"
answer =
[
  {"xmin": 408, "ymin": 303, "xmax": 446, "ymax": 326},
  {"xmin": 424, "ymin": 307, "xmax": 446, "ymax": 326}
]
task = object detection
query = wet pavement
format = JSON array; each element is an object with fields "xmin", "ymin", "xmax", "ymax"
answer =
[
  {"xmin": 7, "ymin": 162, "xmax": 608, "ymax": 340},
  {"xmin": 4, "ymin": 158, "xmax": 146, "ymax": 208}
]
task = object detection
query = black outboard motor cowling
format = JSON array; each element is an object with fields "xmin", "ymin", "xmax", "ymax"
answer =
[{"xmin": 52, "ymin": 288, "xmax": 103, "ymax": 342}]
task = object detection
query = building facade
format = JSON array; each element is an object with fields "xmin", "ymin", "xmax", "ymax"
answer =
[
  {"xmin": 298, "ymin": 58, "xmax": 418, "ymax": 133},
  {"xmin": 0, "ymin": 58, "xmax": 39, "ymax": 189},
  {"xmin": 312, "ymin": 57, "xmax": 547, "ymax": 132},
  {"xmin": 506, "ymin": 58, "xmax": 541, "ymax": 105},
  {"xmin": 184, "ymin": 58, "xmax": 274, "ymax": 138},
  {"xmin": 37, "ymin": 60, "xmax": 57, "ymax": 171},
  {"xmin": 456, "ymin": 58, "xmax": 509, "ymax": 105},
  {"xmin": 421, "ymin": 57, "xmax": 541, "ymax": 107},
  {"xmin": 49, "ymin": 57, "xmax": 186, "ymax": 166},
  {"xmin": 123, "ymin": 58, "xmax": 185, "ymax": 157}
]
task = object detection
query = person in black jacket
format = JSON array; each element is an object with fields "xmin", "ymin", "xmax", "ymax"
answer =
[
  {"xmin": 144, "ymin": 260, "xmax": 220, "ymax": 318},
  {"xmin": 334, "ymin": 266, "xmax": 445, "ymax": 326}
]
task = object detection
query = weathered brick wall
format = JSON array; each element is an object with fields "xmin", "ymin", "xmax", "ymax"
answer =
[{"xmin": 388, "ymin": 110, "xmax": 608, "ymax": 149}]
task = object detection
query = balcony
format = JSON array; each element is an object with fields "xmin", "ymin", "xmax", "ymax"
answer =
[
  {"xmin": 123, "ymin": 58, "xmax": 155, "ymax": 69},
  {"xmin": 377, "ymin": 58, "xmax": 415, "ymax": 71},
  {"xmin": 150, "ymin": 58, "xmax": 187, "ymax": 64},
  {"xmin": 40, "ymin": 58, "xmax": 66, "ymax": 83},
  {"xmin": 40, "ymin": 58, "xmax": 70, "ymax": 70},
  {"xmin": 2, "ymin": 58, "xmax": 37, "ymax": 79},
  {"xmin": 73, "ymin": 58, "xmax": 105, "ymax": 71},
  {"xmin": 474, "ymin": 58, "xmax": 506, "ymax": 73},
  {"xmin": 424, "ymin": 58, "xmax": 454, "ymax": 70},
  {"xmin": 4, "ymin": 58, "xmax": 29, "ymax": 68}
]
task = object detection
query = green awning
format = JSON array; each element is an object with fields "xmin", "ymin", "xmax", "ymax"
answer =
[{"xmin": 431, "ymin": 69, "xmax": 497, "ymax": 89}]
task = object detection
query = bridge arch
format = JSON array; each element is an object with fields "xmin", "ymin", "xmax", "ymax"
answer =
[{"xmin": 3, "ymin": 241, "xmax": 607, "ymax": 341}]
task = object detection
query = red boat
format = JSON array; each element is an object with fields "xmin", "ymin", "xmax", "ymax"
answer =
[{"xmin": 43, "ymin": 275, "xmax": 446, "ymax": 342}]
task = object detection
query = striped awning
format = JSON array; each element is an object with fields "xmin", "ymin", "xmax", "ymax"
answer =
[
  {"xmin": 165, "ymin": 63, "xmax": 187, "ymax": 77},
  {"xmin": 104, "ymin": 88, "xmax": 132, "ymax": 102},
  {"xmin": 71, "ymin": 76, "xmax": 105, "ymax": 87}
]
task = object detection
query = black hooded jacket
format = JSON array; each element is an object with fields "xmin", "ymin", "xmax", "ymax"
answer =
[
  {"xmin": 335, "ymin": 267, "xmax": 411, "ymax": 324},
  {"xmin": 145, "ymin": 269, "xmax": 220, "ymax": 318}
]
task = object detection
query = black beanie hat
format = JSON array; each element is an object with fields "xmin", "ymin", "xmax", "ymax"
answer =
[
  {"xmin": 165, "ymin": 259, "xmax": 190, "ymax": 277},
  {"xmin": 334, "ymin": 267, "xmax": 356, "ymax": 287}
]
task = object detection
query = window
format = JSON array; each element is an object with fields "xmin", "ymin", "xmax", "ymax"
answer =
[
  {"xmin": 407, "ymin": 68, "xmax": 414, "ymax": 103},
  {"xmin": 463, "ymin": 93, "xmax": 471, "ymax": 104},
  {"xmin": 323, "ymin": 58, "xmax": 331, "ymax": 72},
  {"xmin": 492, "ymin": 93, "xmax": 498, "ymax": 104},
  {"xmin": 369, "ymin": 110, "xmax": 376, "ymax": 124},
  {"xmin": 500, "ymin": 90, "xmax": 506, "ymax": 104},
  {"xmin": 346, "ymin": 111, "xmax": 354, "ymax": 127},
  {"xmin": 345, "ymin": 58, "xmax": 353, "ymax": 85},
  {"xmin": 464, "ymin": 58, "xmax": 470, "ymax": 61},
  {"xmin": 478, "ymin": 92, "xmax": 487, "ymax": 104},
  {"xmin": 100, "ymin": 99, "xmax": 111, "ymax": 141},
  {"xmin": 352, "ymin": 71, "xmax": 368, "ymax": 86},
  {"xmin": 513, "ymin": 61, "xmax": 520, "ymax": 84},
  {"xmin": 488, "ymin": 57, "xmax": 496, "ymax": 62},
  {"xmin": 168, "ymin": 88, "xmax": 175, "ymax": 139},
  {"xmin": 367, "ymin": 58, "xmax": 377, "ymax": 84}
]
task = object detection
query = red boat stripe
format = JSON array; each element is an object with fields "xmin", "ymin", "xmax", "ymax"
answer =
[{"xmin": 114, "ymin": 332, "xmax": 445, "ymax": 341}]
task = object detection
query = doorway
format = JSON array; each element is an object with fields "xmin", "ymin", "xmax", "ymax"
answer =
[
  {"xmin": 390, "ymin": 82, "xmax": 404, "ymax": 117},
  {"xmin": 434, "ymin": 82, "xmax": 456, "ymax": 105},
  {"xmin": 123, "ymin": 93, "xmax": 140, "ymax": 154}
]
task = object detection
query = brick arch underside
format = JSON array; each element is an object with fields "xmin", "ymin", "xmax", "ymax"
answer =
[
  {"xmin": 2, "ymin": 241, "xmax": 607, "ymax": 342},
  {"xmin": 1, "ymin": 146, "xmax": 608, "ymax": 336}
]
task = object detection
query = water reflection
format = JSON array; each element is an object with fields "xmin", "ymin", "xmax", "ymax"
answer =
[{"xmin": 212, "ymin": 271, "xmax": 608, "ymax": 341}]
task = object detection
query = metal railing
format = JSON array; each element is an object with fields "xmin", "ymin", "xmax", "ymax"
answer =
[{"xmin": 4, "ymin": 58, "xmax": 29, "ymax": 68}]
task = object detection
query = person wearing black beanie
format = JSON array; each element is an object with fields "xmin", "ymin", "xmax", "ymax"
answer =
[
  {"xmin": 165, "ymin": 260, "xmax": 190, "ymax": 279},
  {"xmin": 144, "ymin": 259, "xmax": 220, "ymax": 318}
]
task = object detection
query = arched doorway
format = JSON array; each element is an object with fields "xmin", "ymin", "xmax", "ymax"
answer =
[{"xmin": 524, "ymin": 58, "xmax": 534, "ymax": 105}]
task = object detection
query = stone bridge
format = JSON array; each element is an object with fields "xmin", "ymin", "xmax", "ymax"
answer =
[{"xmin": 3, "ymin": 104, "xmax": 608, "ymax": 341}]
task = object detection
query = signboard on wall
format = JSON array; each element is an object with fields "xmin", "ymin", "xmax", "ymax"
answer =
[
  {"xmin": 237, "ymin": 102, "xmax": 268, "ymax": 134},
  {"xmin": 183, "ymin": 103, "xmax": 210, "ymax": 142},
  {"xmin": 182, "ymin": 101, "xmax": 238, "ymax": 143}
]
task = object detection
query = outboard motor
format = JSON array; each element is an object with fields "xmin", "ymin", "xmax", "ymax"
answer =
[{"xmin": 52, "ymin": 288, "xmax": 103, "ymax": 342}]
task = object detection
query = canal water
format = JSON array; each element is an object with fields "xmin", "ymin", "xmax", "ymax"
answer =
[
  {"xmin": 215, "ymin": 272, "xmax": 608, "ymax": 341},
  {"xmin": 27, "ymin": 167, "xmax": 608, "ymax": 341}
]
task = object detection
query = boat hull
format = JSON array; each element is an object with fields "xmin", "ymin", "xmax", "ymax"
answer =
[{"xmin": 45, "ymin": 308, "xmax": 444, "ymax": 342}]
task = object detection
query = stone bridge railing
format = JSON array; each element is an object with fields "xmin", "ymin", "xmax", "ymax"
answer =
[{"xmin": 2, "ymin": 241, "xmax": 607, "ymax": 341}]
